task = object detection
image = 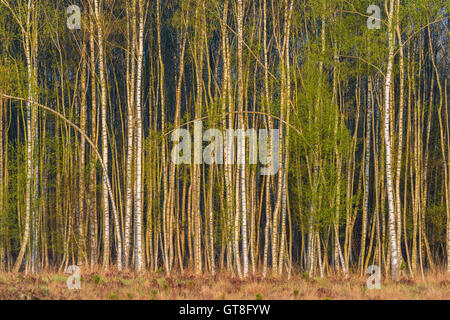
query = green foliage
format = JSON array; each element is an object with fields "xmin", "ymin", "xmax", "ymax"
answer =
[
  {"xmin": 39, "ymin": 285, "xmax": 49, "ymax": 296},
  {"xmin": 290, "ymin": 48, "xmax": 352, "ymax": 231},
  {"xmin": 186, "ymin": 280, "xmax": 194, "ymax": 287},
  {"xmin": 120, "ymin": 278, "xmax": 132, "ymax": 286},
  {"xmin": 92, "ymin": 274, "xmax": 102, "ymax": 285},
  {"xmin": 0, "ymin": 0, "xmax": 448, "ymax": 277},
  {"xmin": 157, "ymin": 277, "xmax": 168, "ymax": 289},
  {"xmin": 51, "ymin": 275, "xmax": 66, "ymax": 283},
  {"xmin": 400, "ymin": 261, "xmax": 406, "ymax": 271},
  {"xmin": 108, "ymin": 292, "xmax": 119, "ymax": 300}
]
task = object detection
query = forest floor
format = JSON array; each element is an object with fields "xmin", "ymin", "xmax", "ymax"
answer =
[{"xmin": 0, "ymin": 268, "xmax": 448, "ymax": 300}]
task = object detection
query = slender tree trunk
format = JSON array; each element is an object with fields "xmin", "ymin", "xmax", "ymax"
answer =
[
  {"xmin": 78, "ymin": 37, "xmax": 88, "ymax": 266},
  {"xmin": 133, "ymin": 0, "xmax": 145, "ymax": 273},
  {"xmin": 123, "ymin": 0, "xmax": 137, "ymax": 269},
  {"xmin": 383, "ymin": 0, "xmax": 399, "ymax": 281},
  {"xmin": 14, "ymin": 1, "xmax": 37, "ymax": 272}
]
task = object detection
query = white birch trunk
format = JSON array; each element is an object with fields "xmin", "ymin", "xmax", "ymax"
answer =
[
  {"xmin": 124, "ymin": 0, "xmax": 137, "ymax": 269},
  {"xmin": 384, "ymin": 0, "xmax": 399, "ymax": 280},
  {"xmin": 134, "ymin": 0, "xmax": 145, "ymax": 273}
]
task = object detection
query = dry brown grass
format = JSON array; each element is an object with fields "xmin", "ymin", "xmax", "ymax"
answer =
[{"xmin": 0, "ymin": 267, "xmax": 448, "ymax": 300}]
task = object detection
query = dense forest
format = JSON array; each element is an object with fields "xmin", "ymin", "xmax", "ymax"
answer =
[{"xmin": 0, "ymin": 0, "xmax": 448, "ymax": 282}]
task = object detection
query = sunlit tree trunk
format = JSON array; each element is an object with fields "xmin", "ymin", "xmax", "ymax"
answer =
[
  {"xmin": 383, "ymin": 0, "xmax": 399, "ymax": 281},
  {"xmin": 361, "ymin": 77, "xmax": 373, "ymax": 273},
  {"xmin": 261, "ymin": 0, "xmax": 272, "ymax": 278},
  {"xmin": 394, "ymin": 0, "xmax": 405, "ymax": 265},
  {"xmin": 94, "ymin": 0, "xmax": 122, "ymax": 270},
  {"xmin": 133, "ymin": 0, "xmax": 145, "ymax": 273},
  {"xmin": 94, "ymin": 0, "xmax": 110, "ymax": 270},
  {"xmin": 236, "ymin": 0, "xmax": 248, "ymax": 279},
  {"xmin": 123, "ymin": 0, "xmax": 137, "ymax": 269},
  {"xmin": 88, "ymin": 3, "xmax": 98, "ymax": 267},
  {"xmin": 78, "ymin": 36, "xmax": 88, "ymax": 266},
  {"xmin": 13, "ymin": 0, "xmax": 38, "ymax": 273},
  {"xmin": 428, "ymin": 19, "xmax": 449, "ymax": 274}
]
